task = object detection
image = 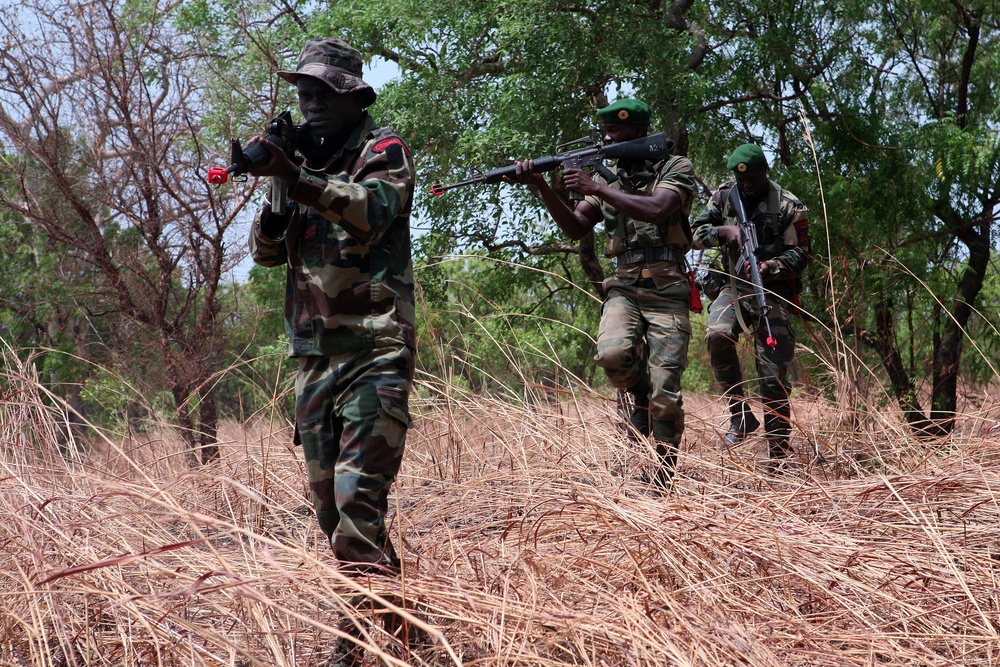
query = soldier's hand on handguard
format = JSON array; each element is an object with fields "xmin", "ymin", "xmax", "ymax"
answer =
[
  {"xmin": 247, "ymin": 137, "xmax": 301, "ymax": 183},
  {"xmin": 737, "ymin": 258, "xmax": 773, "ymax": 280},
  {"xmin": 504, "ymin": 159, "xmax": 547, "ymax": 187}
]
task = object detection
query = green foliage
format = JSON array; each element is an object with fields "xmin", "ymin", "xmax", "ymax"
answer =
[
  {"xmin": 416, "ymin": 253, "xmax": 603, "ymax": 394},
  {"xmin": 207, "ymin": 266, "xmax": 295, "ymax": 421},
  {"xmin": 172, "ymin": 0, "xmax": 1000, "ymax": 413},
  {"xmin": 3, "ymin": 0, "xmax": 998, "ymax": 440}
]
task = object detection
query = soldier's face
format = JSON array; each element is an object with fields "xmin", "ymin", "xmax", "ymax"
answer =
[
  {"xmin": 297, "ymin": 77, "xmax": 364, "ymax": 141},
  {"xmin": 600, "ymin": 123, "xmax": 647, "ymax": 145},
  {"xmin": 734, "ymin": 166, "xmax": 768, "ymax": 202}
]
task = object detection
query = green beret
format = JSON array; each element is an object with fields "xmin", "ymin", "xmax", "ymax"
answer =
[
  {"xmin": 596, "ymin": 99, "xmax": 651, "ymax": 125},
  {"xmin": 726, "ymin": 143, "xmax": 768, "ymax": 172}
]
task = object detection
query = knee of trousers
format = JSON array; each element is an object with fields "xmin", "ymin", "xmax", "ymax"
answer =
[
  {"xmin": 595, "ymin": 336, "xmax": 640, "ymax": 372},
  {"xmin": 594, "ymin": 345, "xmax": 643, "ymax": 389},
  {"xmin": 706, "ymin": 337, "xmax": 743, "ymax": 388}
]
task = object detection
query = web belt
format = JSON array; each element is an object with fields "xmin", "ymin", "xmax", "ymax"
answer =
[{"xmin": 614, "ymin": 246, "xmax": 687, "ymax": 269}]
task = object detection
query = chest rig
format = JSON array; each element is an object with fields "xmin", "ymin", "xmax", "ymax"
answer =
[{"xmin": 603, "ymin": 156, "xmax": 692, "ymax": 264}]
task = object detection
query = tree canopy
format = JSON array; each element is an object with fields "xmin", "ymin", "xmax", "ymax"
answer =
[{"xmin": 1, "ymin": 0, "xmax": 997, "ymax": 453}]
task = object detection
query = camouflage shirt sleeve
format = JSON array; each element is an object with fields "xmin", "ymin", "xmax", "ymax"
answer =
[
  {"xmin": 691, "ymin": 189, "xmax": 726, "ymax": 250},
  {"xmin": 249, "ymin": 202, "xmax": 296, "ymax": 267}
]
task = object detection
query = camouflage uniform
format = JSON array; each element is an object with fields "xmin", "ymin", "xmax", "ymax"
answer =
[
  {"xmin": 586, "ymin": 154, "xmax": 699, "ymax": 475},
  {"xmin": 250, "ymin": 54, "xmax": 416, "ymax": 570},
  {"xmin": 692, "ymin": 177, "xmax": 809, "ymax": 456}
]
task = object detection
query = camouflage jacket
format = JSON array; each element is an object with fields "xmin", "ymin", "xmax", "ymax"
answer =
[
  {"xmin": 585, "ymin": 154, "xmax": 699, "ymax": 259},
  {"xmin": 249, "ymin": 114, "xmax": 416, "ymax": 357},
  {"xmin": 691, "ymin": 179, "xmax": 810, "ymax": 286}
]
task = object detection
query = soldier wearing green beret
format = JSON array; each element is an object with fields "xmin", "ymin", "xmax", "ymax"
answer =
[
  {"xmin": 692, "ymin": 144, "xmax": 811, "ymax": 467},
  {"xmin": 508, "ymin": 98, "xmax": 700, "ymax": 488}
]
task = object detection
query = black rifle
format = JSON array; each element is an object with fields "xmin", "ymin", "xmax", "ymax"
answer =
[
  {"xmin": 429, "ymin": 132, "xmax": 674, "ymax": 198},
  {"xmin": 207, "ymin": 110, "xmax": 305, "ymax": 215},
  {"xmin": 728, "ymin": 185, "xmax": 777, "ymax": 348}
]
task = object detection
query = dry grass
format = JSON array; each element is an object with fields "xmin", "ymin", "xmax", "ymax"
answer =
[{"xmin": 2, "ymin": 346, "xmax": 1000, "ymax": 666}]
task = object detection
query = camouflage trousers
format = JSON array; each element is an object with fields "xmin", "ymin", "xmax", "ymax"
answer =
[
  {"xmin": 705, "ymin": 285, "xmax": 795, "ymax": 398},
  {"xmin": 705, "ymin": 285, "xmax": 795, "ymax": 439},
  {"xmin": 294, "ymin": 345, "xmax": 414, "ymax": 571},
  {"xmin": 594, "ymin": 278, "xmax": 692, "ymax": 444}
]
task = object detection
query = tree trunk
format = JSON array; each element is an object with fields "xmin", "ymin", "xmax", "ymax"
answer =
[
  {"xmin": 172, "ymin": 385, "xmax": 200, "ymax": 467},
  {"xmin": 929, "ymin": 221, "xmax": 991, "ymax": 433},
  {"xmin": 869, "ymin": 300, "xmax": 932, "ymax": 434}
]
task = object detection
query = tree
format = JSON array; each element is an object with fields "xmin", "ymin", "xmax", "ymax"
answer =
[
  {"xmin": 0, "ymin": 0, "xmax": 254, "ymax": 462},
  {"xmin": 0, "ymin": 199, "xmax": 95, "ymax": 440},
  {"xmin": 795, "ymin": 0, "xmax": 1000, "ymax": 433}
]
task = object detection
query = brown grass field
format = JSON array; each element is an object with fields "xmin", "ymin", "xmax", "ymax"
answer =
[{"xmin": 2, "ymin": 345, "xmax": 1000, "ymax": 666}]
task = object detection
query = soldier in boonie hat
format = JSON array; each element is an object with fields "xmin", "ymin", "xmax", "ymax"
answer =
[
  {"xmin": 248, "ymin": 36, "xmax": 423, "ymax": 666},
  {"xmin": 278, "ymin": 37, "xmax": 377, "ymax": 108}
]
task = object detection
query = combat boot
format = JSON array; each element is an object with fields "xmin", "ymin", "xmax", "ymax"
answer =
[
  {"xmin": 383, "ymin": 606, "xmax": 431, "ymax": 657},
  {"xmin": 762, "ymin": 396, "xmax": 793, "ymax": 463},
  {"xmin": 624, "ymin": 379, "xmax": 651, "ymax": 438},
  {"xmin": 723, "ymin": 399, "xmax": 760, "ymax": 446},
  {"xmin": 324, "ymin": 618, "xmax": 366, "ymax": 667},
  {"xmin": 650, "ymin": 442, "xmax": 676, "ymax": 491},
  {"xmin": 768, "ymin": 437, "xmax": 793, "ymax": 459}
]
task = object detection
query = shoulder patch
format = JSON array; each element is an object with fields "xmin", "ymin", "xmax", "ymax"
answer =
[
  {"xmin": 372, "ymin": 136, "xmax": 410, "ymax": 156},
  {"xmin": 780, "ymin": 189, "xmax": 801, "ymax": 203}
]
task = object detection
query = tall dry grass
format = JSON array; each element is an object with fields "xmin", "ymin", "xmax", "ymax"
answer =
[{"xmin": 2, "ymin": 330, "xmax": 1000, "ymax": 666}]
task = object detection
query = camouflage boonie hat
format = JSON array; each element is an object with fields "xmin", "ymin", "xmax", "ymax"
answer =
[
  {"xmin": 597, "ymin": 99, "xmax": 651, "ymax": 125},
  {"xmin": 727, "ymin": 143, "xmax": 768, "ymax": 172},
  {"xmin": 278, "ymin": 38, "xmax": 377, "ymax": 108}
]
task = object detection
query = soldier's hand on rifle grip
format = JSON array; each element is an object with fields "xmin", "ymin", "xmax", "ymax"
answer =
[
  {"xmin": 561, "ymin": 167, "xmax": 598, "ymax": 197},
  {"xmin": 247, "ymin": 137, "xmax": 301, "ymax": 184}
]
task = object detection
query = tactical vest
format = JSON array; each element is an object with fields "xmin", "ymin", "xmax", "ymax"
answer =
[
  {"xmin": 720, "ymin": 181, "xmax": 786, "ymax": 269},
  {"xmin": 602, "ymin": 155, "xmax": 693, "ymax": 258}
]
